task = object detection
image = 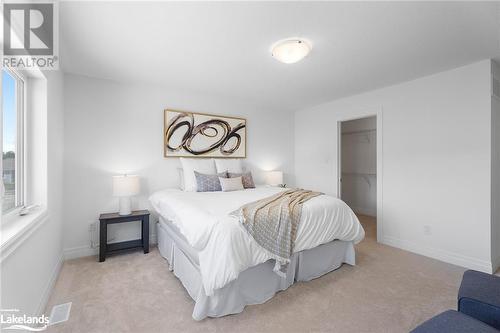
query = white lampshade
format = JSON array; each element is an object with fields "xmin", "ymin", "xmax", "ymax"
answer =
[
  {"xmin": 271, "ymin": 38, "xmax": 312, "ymax": 64},
  {"xmin": 113, "ymin": 175, "xmax": 140, "ymax": 197},
  {"xmin": 266, "ymin": 171, "xmax": 283, "ymax": 186}
]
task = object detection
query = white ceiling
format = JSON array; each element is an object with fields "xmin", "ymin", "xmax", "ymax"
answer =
[{"xmin": 60, "ymin": 1, "xmax": 500, "ymax": 111}]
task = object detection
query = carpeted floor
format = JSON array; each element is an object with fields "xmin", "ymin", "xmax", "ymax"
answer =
[{"xmin": 45, "ymin": 215, "xmax": 465, "ymax": 332}]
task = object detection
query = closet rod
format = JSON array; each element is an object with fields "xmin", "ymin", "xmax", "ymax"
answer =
[
  {"xmin": 341, "ymin": 129, "xmax": 376, "ymax": 135},
  {"xmin": 342, "ymin": 172, "xmax": 376, "ymax": 176}
]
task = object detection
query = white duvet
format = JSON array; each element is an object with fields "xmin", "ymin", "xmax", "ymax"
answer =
[{"xmin": 149, "ymin": 187, "xmax": 364, "ymax": 296}]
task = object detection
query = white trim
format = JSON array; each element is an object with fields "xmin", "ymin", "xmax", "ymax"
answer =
[
  {"xmin": 377, "ymin": 110, "xmax": 384, "ymax": 243},
  {"xmin": 337, "ymin": 121, "xmax": 342, "ymax": 198},
  {"xmin": 36, "ymin": 252, "xmax": 63, "ymax": 316},
  {"xmin": 2, "ymin": 68, "xmax": 26, "ymax": 210},
  {"xmin": 381, "ymin": 235, "xmax": 493, "ymax": 274},
  {"xmin": 336, "ymin": 106, "xmax": 383, "ymax": 242},
  {"xmin": 63, "ymin": 232, "xmax": 157, "ymax": 260},
  {"xmin": 63, "ymin": 245, "xmax": 97, "ymax": 260},
  {"xmin": 16, "ymin": 70, "xmax": 25, "ymax": 208},
  {"xmin": 0, "ymin": 209, "xmax": 49, "ymax": 262}
]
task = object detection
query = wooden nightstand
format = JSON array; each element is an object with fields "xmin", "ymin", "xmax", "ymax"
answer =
[{"xmin": 98, "ymin": 210, "xmax": 150, "ymax": 262}]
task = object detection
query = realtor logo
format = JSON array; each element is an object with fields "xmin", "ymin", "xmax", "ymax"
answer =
[{"xmin": 2, "ymin": 1, "xmax": 59, "ymax": 70}]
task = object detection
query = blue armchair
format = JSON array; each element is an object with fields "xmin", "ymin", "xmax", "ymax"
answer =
[
  {"xmin": 411, "ymin": 270, "xmax": 500, "ymax": 332},
  {"xmin": 458, "ymin": 270, "xmax": 500, "ymax": 330},
  {"xmin": 411, "ymin": 310, "xmax": 498, "ymax": 333}
]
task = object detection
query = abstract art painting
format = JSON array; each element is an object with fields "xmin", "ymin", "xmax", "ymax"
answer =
[{"xmin": 164, "ymin": 109, "xmax": 246, "ymax": 158}]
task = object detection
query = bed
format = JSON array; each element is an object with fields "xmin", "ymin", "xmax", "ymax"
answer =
[{"xmin": 149, "ymin": 186, "xmax": 365, "ymax": 320}]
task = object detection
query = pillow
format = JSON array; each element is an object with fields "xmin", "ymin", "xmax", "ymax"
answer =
[
  {"xmin": 219, "ymin": 176, "xmax": 244, "ymax": 192},
  {"xmin": 228, "ymin": 171, "xmax": 255, "ymax": 189},
  {"xmin": 195, "ymin": 171, "xmax": 227, "ymax": 192},
  {"xmin": 180, "ymin": 158, "xmax": 217, "ymax": 192},
  {"xmin": 177, "ymin": 168, "xmax": 185, "ymax": 190},
  {"xmin": 214, "ymin": 159, "xmax": 243, "ymax": 174}
]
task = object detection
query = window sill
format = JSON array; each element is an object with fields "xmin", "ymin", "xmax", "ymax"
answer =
[{"xmin": 1, "ymin": 207, "xmax": 49, "ymax": 261}]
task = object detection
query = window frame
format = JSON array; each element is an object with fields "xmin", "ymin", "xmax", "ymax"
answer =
[{"xmin": 2, "ymin": 68, "xmax": 25, "ymax": 214}]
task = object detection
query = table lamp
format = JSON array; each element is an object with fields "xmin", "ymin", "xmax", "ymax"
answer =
[
  {"xmin": 266, "ymin": 171, "xmax": 285, "ymax": 187},
  {"xmin": 113, "ymin": 175, "xmax": 140, "ymax": 215}
]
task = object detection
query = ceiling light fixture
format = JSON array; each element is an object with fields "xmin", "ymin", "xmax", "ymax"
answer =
[{"xmin": 271, "ymin": 38, "xmax": 312, "ymax": 64}]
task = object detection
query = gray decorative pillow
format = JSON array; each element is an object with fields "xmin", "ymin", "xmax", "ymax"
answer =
[
  {"xmin": 195, "ymin": 171, "xmax": 228, "ymax": 192},
  {"xmin": 228, "ymin": 171, "xmax": 255, "ymax": 189}
]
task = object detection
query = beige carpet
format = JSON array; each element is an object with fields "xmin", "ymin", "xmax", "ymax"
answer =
[{"xmin": 45, "ymin": 215, "xmax": 465, "ymax": 332}]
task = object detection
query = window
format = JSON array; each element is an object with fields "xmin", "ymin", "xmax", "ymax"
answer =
[{"xmin": 2, "ymin": 69, "xmax": 24, "ymax": 214}]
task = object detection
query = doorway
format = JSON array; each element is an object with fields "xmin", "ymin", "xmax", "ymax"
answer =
[{"xmin": 339, "ymin": 116, "xmax": 377, "ymax": 241}]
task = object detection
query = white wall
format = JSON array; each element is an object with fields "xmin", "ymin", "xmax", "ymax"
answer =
[
  {"xmin": 341, "ymin": 117, "xmax": 377, "ymax": 216},
  {"xmin": 1, "ymin": 71, "xmax": 65, "ymax": 315},
  {"xmin": 295, "ymin": 60, "xmax": 494, "ymax": 272},
  {"xmin": 62, "ymin": 73, "xmax": 295, "ymax": 258}
]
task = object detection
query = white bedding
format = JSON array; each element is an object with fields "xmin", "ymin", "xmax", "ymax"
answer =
[{"xmin": 149, "ymin": 187, "xmax": 364, "ymax": 296}]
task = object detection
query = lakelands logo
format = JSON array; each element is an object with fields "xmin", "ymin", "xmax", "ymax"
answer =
[
  {"xmin": 1, "ymin": 309, "xmax": 49, "ymax": 331},
  {"xmin": 2, "ymin": 1, "xmax": 59, "ymax": 70}
]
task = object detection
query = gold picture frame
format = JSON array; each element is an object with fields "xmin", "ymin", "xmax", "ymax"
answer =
[{"xmin": 164, "ymin": 109, "xmax": 247, "ymax": 158}]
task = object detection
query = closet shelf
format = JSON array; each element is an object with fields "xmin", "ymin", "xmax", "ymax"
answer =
[{"xmin": 341, "ymin": 129, "xmax": 376, "ymax": 136}]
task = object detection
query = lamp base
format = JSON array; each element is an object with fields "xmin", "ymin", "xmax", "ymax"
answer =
[{"xmin": 118, "ymin": 197, "xmax": 132, "ymax": 215}]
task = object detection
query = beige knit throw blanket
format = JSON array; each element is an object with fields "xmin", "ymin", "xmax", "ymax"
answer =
[{"xmin": 232, "ymin": 189, "xmax": 322, "ymax": 276}]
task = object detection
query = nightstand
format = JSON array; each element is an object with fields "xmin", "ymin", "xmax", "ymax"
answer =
[{"xmin": 98, "ymin": 210, "xmax": 150, "ymax": 262}]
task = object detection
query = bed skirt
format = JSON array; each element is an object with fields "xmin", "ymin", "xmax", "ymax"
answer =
[{"xmin": 157, "ymin": 219, "xmax": 355, "ymax": 320}]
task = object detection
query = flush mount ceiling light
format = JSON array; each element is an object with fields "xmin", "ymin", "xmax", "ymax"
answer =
[{"xmin": 271, "ymin": 38, "xmax": 312, "ymax": 64}]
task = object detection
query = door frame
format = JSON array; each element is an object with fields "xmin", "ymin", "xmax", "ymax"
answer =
[{"xmin": 336, "ymin": 107, "xmax": 383, "ymax": 242}]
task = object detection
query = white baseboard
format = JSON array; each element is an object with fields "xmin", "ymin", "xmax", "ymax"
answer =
[
  {"xmin": 64, "ymin": 233, "xmax": 157, "ymax": 260},
  {"xmin": 381, "ymin": 235, "xmax": 493, "ymax": 273},
  {"xmin": 63, "ymin": 245, "xmax": 98, "ymax": 260},
  {"xmin": 36, "ymin": 252, "xmax": 63, "ymax": 315}
]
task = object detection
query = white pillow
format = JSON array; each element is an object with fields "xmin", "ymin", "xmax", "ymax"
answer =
[
  {"xmin": 214, "ymin": 159, "xmax": 243, "ymax": 173},
  {"xmin": 177, "ymin": 168, "xmax": 184, "ymax": 190},
  {"xmin": 180, "ymin": 158, "xmax": 216, "ymax": 192},
  {"xmin": 219, "ymin": 176, "xmax": 244, "ymax": 192}
]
